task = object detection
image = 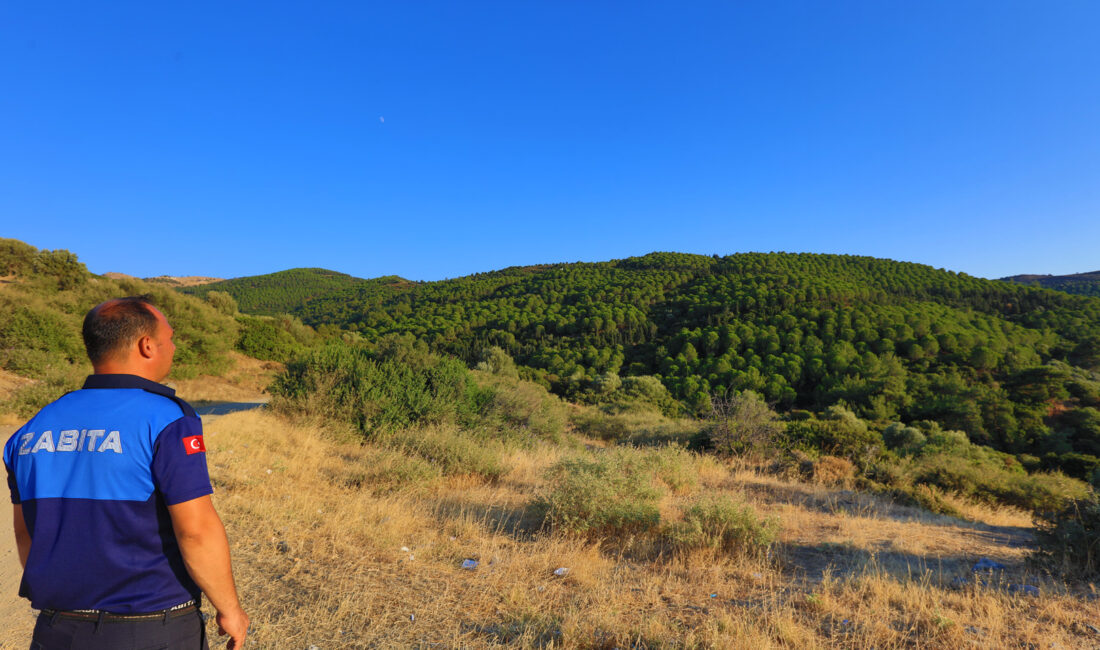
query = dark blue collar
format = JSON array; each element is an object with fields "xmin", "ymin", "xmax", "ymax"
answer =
[{"xmin": 83, "ymin": 374, "xmax": 176, "ymax": 398}]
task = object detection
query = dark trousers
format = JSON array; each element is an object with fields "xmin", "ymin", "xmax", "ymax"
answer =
[{"xmin": 30, "ymin": 610, "xmax": 209, "ymax": 650}]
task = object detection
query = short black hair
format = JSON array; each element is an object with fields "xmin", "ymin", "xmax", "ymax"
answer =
[{"xmin": 82, "ymin": 295, "xmax": 159, "ymax": 365}]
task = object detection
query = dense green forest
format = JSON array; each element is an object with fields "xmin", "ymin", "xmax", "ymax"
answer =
[
  {"xmin": 1002, "ymin": 271, "xmax": 1100, "ymax": 298},
  {"xmin": 202, "ymin": 252, "xmax": 1100, "ymax": 482},
  {"xmin": 4, "ymin": 238, "xmax": 1099, "ymax": 487}
]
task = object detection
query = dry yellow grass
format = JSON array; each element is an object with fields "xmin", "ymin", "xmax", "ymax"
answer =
[
  {"xmin": 186, "ymin": 410, "xmax": 1100, "ymax": 648},
  {"xmin": 170, "ymin": 351, "xmax": 283, "ymax": 403}
]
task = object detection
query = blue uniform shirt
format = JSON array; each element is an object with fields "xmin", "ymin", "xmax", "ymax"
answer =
[{"xmin": 3, "ymin": 374, "xmax": 213, "ymax": 613}]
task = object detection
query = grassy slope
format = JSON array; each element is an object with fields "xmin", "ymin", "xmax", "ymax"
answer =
[
  {"xmin": 136, "ymin": 409, "xmax": 1100, "ymax": 647},
  {"xmin": 0, "ymin": 238, "xmax": 277, "ymax": 414}
]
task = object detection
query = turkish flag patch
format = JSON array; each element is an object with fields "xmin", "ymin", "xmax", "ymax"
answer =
[{"xmin": 182, "ymin": 435, "xmax": 206, "ymax": 455}]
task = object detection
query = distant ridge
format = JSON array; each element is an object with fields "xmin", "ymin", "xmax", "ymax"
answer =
[
  {"xmin": 179, "ymin": 267, "xmax": 407, "ymax": 316},
  {"xmin": 145, "ymin": 275, "xmax": 224, "ymax": 287},
  {"xmin": 101, "ymin": 272, "xmax": 224, "ymax": 288},
  {"xmin": 1001, "ymin": 271, "xmax": 1100, "ymax": 298}
]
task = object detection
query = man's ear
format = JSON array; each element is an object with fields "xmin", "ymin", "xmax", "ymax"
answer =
[{"xmin": 137, "ymin": 335, "xmax": 156, "ymax": 359}]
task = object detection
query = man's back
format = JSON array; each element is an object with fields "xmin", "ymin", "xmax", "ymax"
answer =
[
  {"xmin": 4, "ymin": 374, "xmax": 211, "ymax": 613},
  {"xmin": 5, "ymin": 296, "xmax": 247, "ymax": 649}
]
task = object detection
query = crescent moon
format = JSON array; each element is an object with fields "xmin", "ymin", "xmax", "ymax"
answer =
[{"xmin": 190, "ymin": 439, "xmax": 201, "ymax": 450}]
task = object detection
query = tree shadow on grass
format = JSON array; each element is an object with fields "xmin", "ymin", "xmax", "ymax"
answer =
[
  {"xmin": 739, "ymin": 477, "xmax": 1034, "ymax": 542},
  {"xmin": 778, "ymin": 540, "xmax": 1041, "ymax": 589},
  {"xmin": 194, "ymin": 400, "xmax": 268, "ymax": 416},
  {"xmin": 431, "ymin": 497, "xmax": 546, "ymax": 539}
]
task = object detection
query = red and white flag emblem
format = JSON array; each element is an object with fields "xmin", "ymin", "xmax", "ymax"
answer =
[{"xmin": 183, "ymin": 435, "xmax": 206, "ymax": 455}]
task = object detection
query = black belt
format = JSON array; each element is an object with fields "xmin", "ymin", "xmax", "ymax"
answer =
[{"xmin": 41, "ymin": 600, "xmax": 198, "ymax": 622}]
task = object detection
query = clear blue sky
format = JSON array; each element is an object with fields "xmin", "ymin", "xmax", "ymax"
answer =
[{"xmin": 2, "ymin": 2, "xmax": 1098, "ymax": 281}]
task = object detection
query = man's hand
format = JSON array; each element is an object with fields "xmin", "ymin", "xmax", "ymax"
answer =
[
  {"xmin": 168, "ymin": 496, "xmax": 248, "ymax": 648},
  {"xmin": 217, "ymin": 606, "xmax": 249, "ymax": 649}
]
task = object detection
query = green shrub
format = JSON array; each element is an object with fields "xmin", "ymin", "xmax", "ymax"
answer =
[
  {"xmin": 236, "ymin": 316, "xmax": 305, "ymax": 362},
  {"xmin": 1032, "ymin": 495, "xmax": 1100, "ymax": 578},
  {"xmin": 537, "ymin": 450, "xmax": 664, "ymax": 537},
  {"xmin": 883, "ymin": 422, "xmax": 926, "ymax": 455},
  {"xmin": 0, "ymin": 298, "xmax": 85, "ymax": 373},
  {"xmin": 475, "ymin": 346, "xmax": 519, "ymax": 378},
  {"xmin": 205, "ymin": 290, "xmax": 239, "ymax": 316},
  {"xmin": 384, "ymin": 426, "xmax": 507, "ymax": 481},
  {"xmin": 664, "ymin": 494, "xmax": 778, "ymax": 557},
  {"xmin": 707, "ymin": 390, "xmax": 784, "ymax": 456},
  {"xmin": 473, "ymin": 371, "xmax": 569, "ymax": 443},
  {"xmin": 785, "ymin": 406, "xmax": 885, "ymax": 461},
  {"xmin": 642, "ymin": 444, "xmax": 700, "ymax": 495},
  {"xmin": 909, "ymin": 453, "xmax": 1089, "ymax": 512},
  {"xmin": 617, "ymin": 376, "xmax": 681, "ymax": 417},
  {"xmin": 272, "ymin": 341, "xmax": 475, "ymax": 435}
]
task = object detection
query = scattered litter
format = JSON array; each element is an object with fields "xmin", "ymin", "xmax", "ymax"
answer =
[
  {"xmin": 265, "ymin": 469, "xmax": 272, "ymax": 475},
  {"xmin": 400, "ymin": 546, "xmax": 410, "ymax": 552},
  {"xmin": 407, "ymin": 554, "xmax": 415, "ymax": 561},
  {"xmin": 308, "ymin": 646, "xmax": 319, "ymax": 650},
  {"xmin": 537, "ymin": 586, "xmax": 546, "ymax": 592},
  {"xmin": 449, "ymin": 536, "xmax": 457, "ymax": 541},
  {"xmin": 275, "ymin": 541, "xmax": 290, "ymax": 554},
  {"xmin": 461, "ymin": 559, "xmax": 479, "ymax": 570},
  {"xmin": 553, "ymin": 567, "xmax": 570, "ymax": 576},
  {"xmin": 409, "ymin": 614, "xmax": 416, "ymax": 622},
  {"xmin": 1088, "ymin": 624, "xmax": 1100, "ymax": 635},
  {"xmin": 709, "ymin": 593, "xmax": 717, "ymax": 598},
  {"xmin": 1007, "ymin": 584, "xmax": 1040, "ymax": 597},
  {"xmin": 842, "ymin": 619, "xmax": 851, "ymax": 625},
  {"xmin": 971, "ymin": 558, "xmax": 1006, "ymax": 572}
]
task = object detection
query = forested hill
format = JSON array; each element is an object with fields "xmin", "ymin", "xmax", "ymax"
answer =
[
  {"xmin": 180, "ymin": 251, "xmax": 1100, "ymax": 479},
  {"xmin": 1001, "ymin": 271, "xmax": 1100, "ymax": 298},
  {"xmin": 181, "ymin": 268, "xmax": 412, "ymax": 315}
]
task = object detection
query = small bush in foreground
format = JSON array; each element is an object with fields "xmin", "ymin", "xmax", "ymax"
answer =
[
  {"xmin": 643, "ymin": 444, "xmax": 700, "ymax": 495},
  {"xmin": 1032, "ymin": 495, "xmax": 1100, "ymax": 578},
  {"xmin": 664, "ymin": 494, "xmax": 778, "ymax": 557},
  {"xmin": 537, "ymin": 450, "xmax": 663, "ymax": 537},
  {"xmin": 707, "ymin": 390, "xmax": 783, "ymax": 456},
  {"xmin": 472, "ymin": 370, "xmax": 569, "ymax": 443}
]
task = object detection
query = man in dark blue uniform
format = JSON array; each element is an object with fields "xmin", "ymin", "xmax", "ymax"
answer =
[{"xmin": 4, "ymin": 296, "xmax": 248, "ymax": 649}]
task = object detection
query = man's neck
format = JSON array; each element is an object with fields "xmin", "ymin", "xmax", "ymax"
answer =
[{"xmin": 92, "ymin": 362, "xmax": 165, "ymax": 383}]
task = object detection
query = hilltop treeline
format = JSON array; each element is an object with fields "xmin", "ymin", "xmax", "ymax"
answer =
[
  {"xmin": 201, "ymin": 252, "xmax": 1100, "ymax": 482},
  {"xmin": 1003, "ymin": 271, "xmax": 1100, "ymax": 298},
  {"xmin": 180, "ymin": 268, "xmax": 410, "ymax": 316}
]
